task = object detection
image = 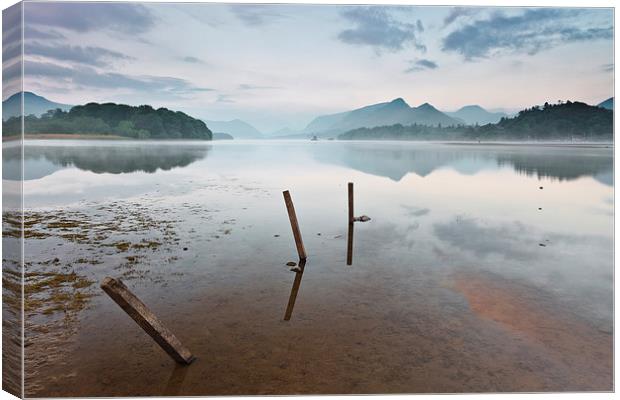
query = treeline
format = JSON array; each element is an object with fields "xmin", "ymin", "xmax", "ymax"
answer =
[
  {"xmin": 339, "ymin": 101, "xmax": 613, "ymax": 141},
  {"xmin": 3, "ymin": 103, "xmax": 212, "ymax": 140},
  {"xmin": 338, "ymin": 123, "xmax": 466, "ymax": 140}
]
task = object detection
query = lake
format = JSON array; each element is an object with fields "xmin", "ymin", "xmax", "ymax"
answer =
[{"xmin": 3, "ymin": 139, "xmax": 614, "ymax": 395}]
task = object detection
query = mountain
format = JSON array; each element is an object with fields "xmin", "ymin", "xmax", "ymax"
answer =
[
  {"xmin": 302, "ymin": 98, "xmax": 460, "ymax": 136},
  {"xmin": 202, "ymin": 119, "xmax": 262, "ymax": 139},
  {"xmin": 339, "ymin": 101, "xmax": 612, "ymax": 141},
  {"xmin": 446, "ymin": 105, "xmax": 507, "ymax": 125},
  {"xmin": 2, "ymin": 91, "xmax": 73, "ymax": 120},
  {"xmin": 597, "ymin": 97, "xmax": 613, "ymax": 110}
]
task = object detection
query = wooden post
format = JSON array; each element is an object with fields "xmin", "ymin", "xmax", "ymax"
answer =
[
  {"xmin": 283, "ymin": 259, "xmax": 306, "ymax": 321},
  {"xmin": 348, "ymin": 182, "xmax": 354, "ymax": 223},
  {"xmin": 346, "ymin": 222, "xmax": 354, "ymax": 266},
  {"xmin": 283, "ymin": 190, "xmax": 307, "ymax": 260},
  {"xmin": 101, "ymin": 277, "xmax": 195, "ymax": 365}
]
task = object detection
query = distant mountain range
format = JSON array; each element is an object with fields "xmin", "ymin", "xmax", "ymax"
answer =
[
  {"xmin": 300, "ymin": 98, "xmax": 460, "ymax": 136},
  {"xmin": 2, "ymin": 91, "xmax": 72, "ymax": 120},
  {"xmin": 4, "ymin": 92, "xmax": 613, "ymax": 140},
  {"xmin": 598, "ymin": 97, "xmax": 613, "ymax": 110},
  {"xmin": 202, "ymin": 119, "xmax": 263, "ymax": 139},
  {"xmin": 446, "ymin": 105, "xmax": 508, "ymax": 125},
  {"xmin": 339, "ymin": 101, "xmax": 612, "ymax": 142}
]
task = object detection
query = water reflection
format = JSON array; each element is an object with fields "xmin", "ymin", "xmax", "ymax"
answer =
[
  {"xmin": 314, "ymin": 143, "xmax": 613, "ymax": 185},
  {"xmin": 5, "ymin": 142, "xmax": 210, "ymax": 180},
  {"xmin": 346, "ymin": 222, "xmax": 354, "ymax": 266},
  {"xmin": 163, "ymin": 364, "xmax": 190, "ymax": 396},
  {"xmin": 283, "ymin": 259, "xmax": 306, "ymax": 321}
]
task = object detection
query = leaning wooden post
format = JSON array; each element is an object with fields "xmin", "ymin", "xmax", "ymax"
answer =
[
  {"xmin": 101, "ymin": 277, "xmax": 195, "ymax": 365},
  {"xmin": 283, "ymin": 190, "xmax": 307, "ymax": 260},
  {"xmin": 348, "ymin": 182, "xmax": 354, "ymax": 223}
]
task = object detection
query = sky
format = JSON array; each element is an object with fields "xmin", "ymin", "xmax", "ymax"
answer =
[{"xmin": 2, "ymin": 2, "xmax": 614, "ymax": 132}]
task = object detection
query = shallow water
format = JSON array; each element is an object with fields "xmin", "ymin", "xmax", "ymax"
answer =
[{"xmin": 4, "ymin": 140, "xmax": 613, "ymax": 395}]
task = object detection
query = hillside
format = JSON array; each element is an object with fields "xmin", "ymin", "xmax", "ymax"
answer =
[
  {"xmin": 2, "ymin": 92, "xmax": 72, "ymax": 120},
  {"xmin": 339, "ymin": 101, "xmax": 612, "ymax": 141},
  {"xmin": 446, "ymin": 105, "xmax": 507, "ymax": 125},
  {"xmin": 302, "ymin": 98, "xmax": 460, "ymax": 135},
  {"xmin": 213, "ymin": 132, "xmax": 234, "ymax": 140},
  {"xmin": 202, "ymin": 119, "xmax": 262, "ymax": 139},
  {"xmin": 474, "ymin": 101, "xmax": 612, "ymax": 140},
  {"xmin": 598, "ymin": 97, "xmax": 613, "ymax": 110},
  {"xmin": 3, "ymin": 102, "xmax": 212, "ymax": 140}
]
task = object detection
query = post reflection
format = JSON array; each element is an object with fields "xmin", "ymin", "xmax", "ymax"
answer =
[
  {"xmin": 346, "ymin": 222, "xmax": 354, "ymax": 266},
  {"xmin": 163, "ymin": 364, "xmax": 190, "ymax": 396},
  {"xmin": 283, "ymin": 259, "xmax": 307, "ymax": 321}
]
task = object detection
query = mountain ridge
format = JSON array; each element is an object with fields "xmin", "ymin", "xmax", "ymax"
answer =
[
  {"xmin": 302, "ymin": 98, "xmax": 460, "ymax": 136},
  {"xmin": 2, "ymin": 91, "xmax": 73, "ymax": 121},
  {"xmin": 446, "ymin": 105, "xmax": 508, "ymax": 125},
  {"xmin": 202, "ymin": 118, "xmax": 263, "ymax": 139}
]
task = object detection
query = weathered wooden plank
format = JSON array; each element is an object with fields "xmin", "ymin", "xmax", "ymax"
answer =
[
  {"xmin": 283, "ymin": 259, "xmax": 306, "ymax": 321},
  {"xmin": 283, "ymin": 190, "xmax": 307, "ymax": 260},
  {"xmin": 101, "ymin": 277, "xmax": 195, "ymax": 364}
]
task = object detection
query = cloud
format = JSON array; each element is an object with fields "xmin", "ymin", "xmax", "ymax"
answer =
[
  {"xmin": 181, "ymin": 56, "xmax": 206, "ymax": 64},
  {"xmin": 337, "ymin": 6, "xmax": 424, "ymax": 53},
  {"xmin": 230, "ymin": 5, "xmax": 286, "ymax": 26},
  {"xmin": 238, "ymin": 84, "xmax": 280, "ymax": 90},
  {"xmin": 443, "ymin": 7, "xmax": 479, "ymax": 26},
  {"xmin": 416, "ymin": 20, "xmax": 424, "ymax": 32},
  {"xmin": 442, "ymin": 8, "xmax": 613, "ymax": 60},
  {"xmin": 26, "ymin": 42, "xmax": 133, "ymax": 67},
  {"xmin": 24, "ymin": 27, "xmax": 66, "ymax": 40},
  {"xmin": 405, "ymin": 58, "xmax": 438, "ymax": 73},
  {"xmin": 216, "ymin": 94, "xmax": 235, "ymax": 103},
  {"xmin": 434, "ymin": 217, "xmax": 537, "ymax": 261},
  {"xmin": 24, "ymin": 2, "xmax": 155, "ymax": 34},
  {"xmin": 24, "ymin": 61, "xmax": 214, "ymax": 95}
]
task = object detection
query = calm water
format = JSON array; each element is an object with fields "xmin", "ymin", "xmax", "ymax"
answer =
[{"xmin": 3, "ymin": 140, "xmax": 614, "ymax": 395}]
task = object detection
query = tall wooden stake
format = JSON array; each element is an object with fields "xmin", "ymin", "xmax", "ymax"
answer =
[
  {"xmin": 348, "ymin": 182, "xmax": 354, "ymax": 223},
  {"xmin": 283, "ymin": 190, "xmax": 307, "ymax": 260},
  {"xmin": 101, "ymin": 277, "xmax": 195, "ymax": 365}
]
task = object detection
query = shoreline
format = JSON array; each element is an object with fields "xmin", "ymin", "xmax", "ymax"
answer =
[{"xmin": 4, "ymin": 135, "xmax": 613, "ymax": 148}]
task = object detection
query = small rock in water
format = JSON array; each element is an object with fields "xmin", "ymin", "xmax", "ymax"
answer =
[
  {"xmin": 334, "ymin": 235, "xmax": 343, "ymax": 239},
  {"xmin": 274, "ymin": 234, "xmax": 280, "ymax": 237},
  {"xmin": 183, "ymin": 247, "xmax": 188, "ymax": 251},
  {"xmin": 539, "ymin": 186, "xmax": 544, "ymax": 189},
  {"xmin": 538, "ymin": 208, "xmax": 542, "ymax": 210},
  {"xmin": 317, "ymin": 233, "xmax": 321, "ymax": 236},
  {"xmin": 286, "ymin": 261, "xmax": 297, "ymax": 267},
  {"xmin": 290, "ymin": 267, "xmax": 301, "ymax": 273},
  {"xmin": 539, "ymin": 243, "xmax": 546, "ymax": 247}
]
